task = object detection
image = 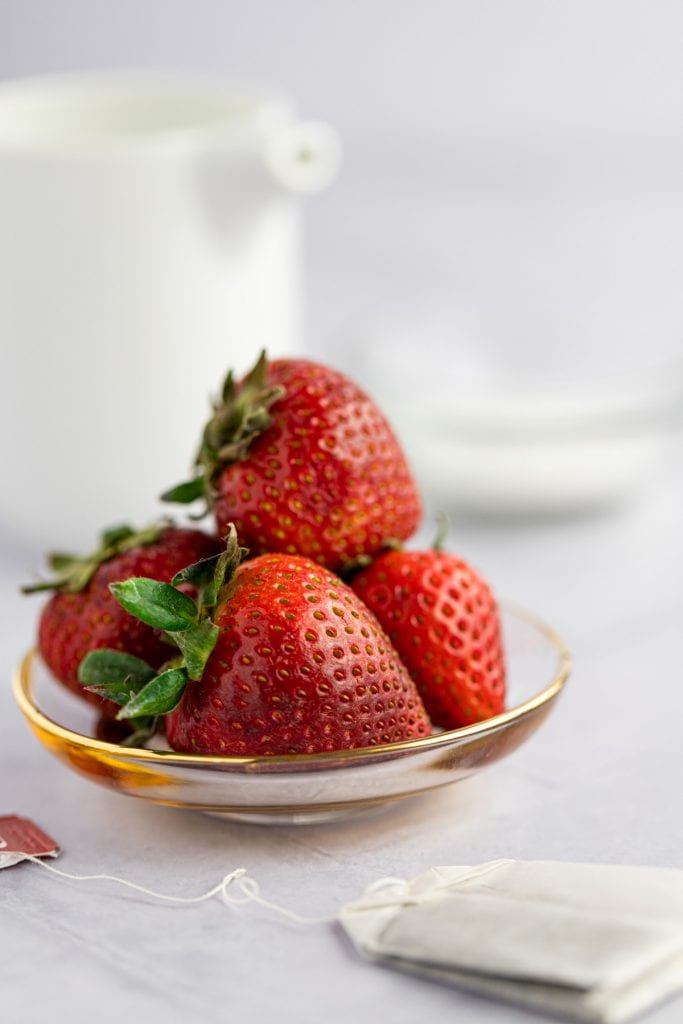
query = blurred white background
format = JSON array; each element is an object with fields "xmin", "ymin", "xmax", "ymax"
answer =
[
  {"xmin": 4, "ymin": 0, "xmax": 683, "ymax": 351},
  {"xmin": 2, "ymin": 0, "xmax": 682, "ymax": 528}
]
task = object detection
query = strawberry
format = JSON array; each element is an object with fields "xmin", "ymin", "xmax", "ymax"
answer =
[
  {"xmin": 24, "ymin": 523, "xmax": 221, "ymax": 716},
  {"xmin": 162, "ymin": 351, "xmax": 422, "ymax": 573},
  {"xmin": 79, "ymin": 528, "xmax": 432, "ymax": 754},
  {"xmin": 350, "ymin": 548, "xmax": 505, "ymax": 729}
]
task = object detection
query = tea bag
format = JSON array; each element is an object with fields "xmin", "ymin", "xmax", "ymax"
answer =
[
  {"xmin": 0, "ymin": 814, "xmax": 59, "ymax": 869},
  {"xmin": 339, "ymin": 860, "xmax": 683, "ymax": 1024},
  {"xmin": 8, "ymin": 831, "xmax": 683, "ymax": 1022}
]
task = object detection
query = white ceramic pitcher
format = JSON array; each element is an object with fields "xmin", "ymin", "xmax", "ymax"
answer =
[{"xmin": 0, "ymin": 73, "xmax": 340, "ymax": 549}]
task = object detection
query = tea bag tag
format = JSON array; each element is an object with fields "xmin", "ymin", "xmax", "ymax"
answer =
[{"xmin": 0, "ymin": 814, "xmax": 59, "ymax": 869}]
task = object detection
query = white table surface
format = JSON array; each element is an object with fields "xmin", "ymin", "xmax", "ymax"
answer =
[{"xmin": 2, "ymin": 469, "xmax": 683, "ymax": 1024}]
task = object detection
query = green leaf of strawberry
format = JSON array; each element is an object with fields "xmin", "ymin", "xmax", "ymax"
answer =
[
  {"xmin": 120, "ymin": 717, "xmax": 159, "ymax": 748},
  {"xmin": 109, "ymin": 578, "xmax": 198, "ymax": 631},
  {"xmin": 172, "ymin": 533, "xmax": 247, "ymax": 610},
  {"xmin": 160, "ymin": 479, "xmax": 206, "ymax": 504},
  {"xmin": 172, "ymin": 620, "xmax": 219, "ymax": 680},
  {"xmin": 99, "ymin": 524, "xmax": 138, "ymax": 547},
  {"xmin": 117, "ymin": 667, "xmax": 189, "ymax": 720},
  {"xmin": 48, "ymin": 552, "xmax": 81, "ymax": 571},
  {"xmin": 78, "ymin": 650, "xmax": 156, "ymax": 704},
  {"xmin": 75, "ymin": 526, "xmax": 247, "ymax": 743}
]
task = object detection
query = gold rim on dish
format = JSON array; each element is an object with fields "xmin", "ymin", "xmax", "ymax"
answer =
[{"xmin": 13, "ymin": 604, "xmax": 571, "ymax": 769}]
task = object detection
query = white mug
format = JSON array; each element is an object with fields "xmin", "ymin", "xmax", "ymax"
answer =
[{"xmin": 0, "ymin": 73, "xmax": 340, "ymax": 549}]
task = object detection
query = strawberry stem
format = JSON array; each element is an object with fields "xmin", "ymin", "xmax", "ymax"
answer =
[
  {"xmin": 22, "ymin": 520, "xmax": 170, "ymax": 595},
  {"xmin": 432, "ymin": 512, "xmax": 450, "ymax": 552},
  {"xmin": 161, "ymin": 350, "xmax": 285, "ymax": 510}
]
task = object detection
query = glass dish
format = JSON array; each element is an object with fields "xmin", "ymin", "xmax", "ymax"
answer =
[{"xmin": 13, "ymin": 606, "xmax": 570, "ymax": 826}]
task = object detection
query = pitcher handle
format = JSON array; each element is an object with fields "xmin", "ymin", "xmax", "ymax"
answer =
[{"xmin": 263, "ymin": 120, "xmax": 342, "ymax": 194}]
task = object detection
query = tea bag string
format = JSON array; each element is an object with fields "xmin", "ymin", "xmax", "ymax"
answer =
[
  {"xmin": 359, "ymin": 859, "xmax": 513, "ymax": 904},
  {"xmin": 24, "ymin": 855, "xmax": 336, "ymax": 926}
]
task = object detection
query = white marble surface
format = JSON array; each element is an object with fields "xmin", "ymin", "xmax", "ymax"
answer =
[{"xmin": 2, "ymin": 465, "xmax": 682, "ymax": 1024}]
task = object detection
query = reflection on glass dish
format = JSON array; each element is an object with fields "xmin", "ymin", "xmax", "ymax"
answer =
[{"xmin": 13, "ymin": 607, "xmax": 570, "ymax": 826}]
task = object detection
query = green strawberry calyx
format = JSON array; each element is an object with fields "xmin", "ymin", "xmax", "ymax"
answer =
[
  {"xmin": 340, "ymin": 538, "xmax": 404, "ymax": 579},
  {"xmin": 22, "ymin": 521, "xmax": 171, "ymax": 595},
  {"xmin": 77, "ymin": 526, "xmax": 247, "ymax": 743},
  {"xmin": 161, "ymin": 349, "xmax": 285, "ymax": 513},
  {"xmin": 341, "ymin": 515, "xmax": 449, "ymax": 581}
]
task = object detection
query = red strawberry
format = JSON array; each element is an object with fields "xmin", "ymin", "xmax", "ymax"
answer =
[
  {"xmin": 80, "ymin": 530, "xmax": 432, "ymax": 754},
  {"xmin": 350, "ymin": 549, "xmax": 505, "ymax": 729},
  {"xmin": 163, "ymin": 352, "xmax": 422, "ymax": 572},
  {"xmin": 24, "ymin": 523, "xmax": 221, "ymax": 715}
]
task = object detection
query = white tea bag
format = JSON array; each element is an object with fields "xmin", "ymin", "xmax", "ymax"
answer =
[{"xmin": 339, "ymin": 860, "xmax": 683, "ymax": 1024}]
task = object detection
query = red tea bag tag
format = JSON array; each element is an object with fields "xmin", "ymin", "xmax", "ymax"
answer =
[{"xmin": 0, "ymin": 814, "xmax": 59, "ymax": 869}]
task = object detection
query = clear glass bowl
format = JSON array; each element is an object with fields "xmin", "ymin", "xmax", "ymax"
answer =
[{"xmin": 13, "ymin": 606, "xmax": 570, "ymax": 825}]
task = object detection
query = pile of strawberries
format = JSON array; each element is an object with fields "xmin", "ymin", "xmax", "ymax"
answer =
[{"xmin": 25, "ymin": 353, "xmax": 505, "ymax": 755}]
